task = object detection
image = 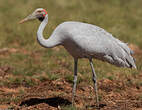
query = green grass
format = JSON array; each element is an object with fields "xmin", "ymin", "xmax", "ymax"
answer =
[
  {"xmin": 0, "ymin": 1, "xmax": 141, "ymax": 78},
  {"xmin": 0, "ymin": 0, "xmax": 142, "ymax": 87},
  {"xmin": 7, "ymin": 76, "xmax": 37, "ymax": 87},
  {"xmin": 0, "ymin": 0, "xmax": 142, "ymax": 108},
  {"xmin": 61, "ymin": 105, "xmax": 77, "ymax": 110}
]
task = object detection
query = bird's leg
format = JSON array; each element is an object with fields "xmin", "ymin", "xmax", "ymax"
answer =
[
  {"xmin": 89, "ymin": 59, "xmax": 99, "ymax": 108},
  {"xmin": 72, "ymin": 59, "xmax": 78, "ymax": 106}
]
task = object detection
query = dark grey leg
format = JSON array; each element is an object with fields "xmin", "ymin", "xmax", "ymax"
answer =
[
  {"xmin": 72, "ymin": 58, "xmax": 78, "ymax": 106},
  {"xmin": 89, "ymin": 59, "xmax": 99, "ymax": 107}
]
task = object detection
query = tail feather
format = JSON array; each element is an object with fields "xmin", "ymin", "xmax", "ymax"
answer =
[
  {"xmin": 115, "ymin": 40, "xmax": 136, "ymax": 69},
  {"xmin": 125, "ymin": 55, "xmax": 137, "ymax": 69}
]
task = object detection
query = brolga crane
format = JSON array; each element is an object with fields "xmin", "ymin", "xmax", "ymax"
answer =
[{"xmin": 19, "ymin": 8, "xmax": 136, "ymax": 107}]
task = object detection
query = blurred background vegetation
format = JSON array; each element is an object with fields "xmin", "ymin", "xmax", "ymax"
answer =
[{"xmin": 0, "ymin": 0, "xmax": 142, "ymax": 88}]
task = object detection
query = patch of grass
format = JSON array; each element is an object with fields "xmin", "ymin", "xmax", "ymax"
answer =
[
  {"xmin": 0, "ymin": 95, "xmax": 23, "ymax": 104},
  {"xmin": 64, "ymin": 74, "xmax": 83, "ymax": 84},
  {"xmin": 61, "ymin": 105, "xmax": 77, "ymax": 110},
  {"xmin": 7, "ymin": 77, "xmax": 37, "ymax": 87},
  {"xmin": 47, "ymin": 73, "xmax": 60, "ymax": 81},
  {"xmin": 12, "ymin": 96, "xmax": 22, "ymax": 103},
  {"xmin": 19, "ymin": 89, "xmax": 25, "ymax": 95},
  {"xmin": 131, "ymin": 71, "xmax": 139, "ymax": 77},
  {"xmin": 37, "ymin": 75, "xmax": 48, "ymax": 82},
  {"xmin": 107, "ymin": 76, "xmax": 115, "ymax": 81},
  {"xmin": 64, "ymin": 74, "xmax": 74, "ymax": 83},
  {"xmin": 0, "ymin": 96, "xmax": 11, "ymax": 103}
]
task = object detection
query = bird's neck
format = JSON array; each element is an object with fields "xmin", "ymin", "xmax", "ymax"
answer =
[{"xmin": 37, "ymin": 15, "xmax": 59, "ymax": 48}]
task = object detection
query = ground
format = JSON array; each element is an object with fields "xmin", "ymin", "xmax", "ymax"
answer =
[
  {"xmin": 0, "ymin": 72, "xmax": 142, "ymax": 110},
  {"xmin": 0, "ymin": 45, "xmax": 142, "ymax": 110}
]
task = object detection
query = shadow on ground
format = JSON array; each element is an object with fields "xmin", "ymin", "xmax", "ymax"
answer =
[{"xmin": 19, "ymin": 97, "xmax": 71, "ymax": 107}]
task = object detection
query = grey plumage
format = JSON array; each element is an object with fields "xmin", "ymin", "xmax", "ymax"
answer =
[
  {"xmin": 20, "ymin": 8, "xmax": 136, "ymax": 107},
  {"xmin": 44, "ymin": 21, "xmax": 136, "ymax": 68}
]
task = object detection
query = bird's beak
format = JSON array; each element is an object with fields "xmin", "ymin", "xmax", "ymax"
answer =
[{"xmin": 19, "ymin": 13, "xmax": 37, "ymax": 24}]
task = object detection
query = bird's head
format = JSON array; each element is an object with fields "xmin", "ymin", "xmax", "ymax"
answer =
[{"xmin": 19, "ymin": 8, "xmax": 48, "ymax": 24}]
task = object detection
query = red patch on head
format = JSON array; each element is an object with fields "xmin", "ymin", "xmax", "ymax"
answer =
[{"xmin": 42, "ymin": 9, "xmax": 47, "ymax": 17}]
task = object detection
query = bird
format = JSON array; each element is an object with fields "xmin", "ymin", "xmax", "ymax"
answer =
[{"xmin": 19, "ymin": 8, "xmax": 136, "ymax": 107}]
